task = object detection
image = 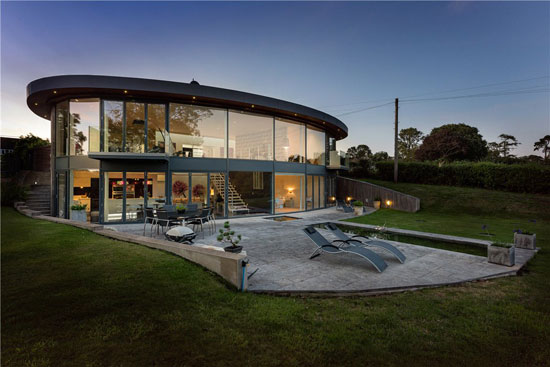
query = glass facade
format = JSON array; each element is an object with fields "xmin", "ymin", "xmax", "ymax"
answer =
[
  {"xmin": 228, "ymin": 111, "xmax": 273, "ymax": 160},
  {"xmin": 69, "ymin": 99, "xmax": 100, "ymax": 155},
  {"xmin": 104, "ymin": 101, "xmax": 124, "ymax": 152},
  {"xmin": 169, "ymin": 104, "xmax": 226, "ymax": 158},
  {"xmin": 228, "ymin": 171, "xmax": 272, "ymax": 216},
  {"xmin": 275, "ymin": 118, "xmax": 305, "ymax": 163},
  {"xmin": 307, "ymin": 126, "xmax": 326, "ymax": 165},
  {"xmin": 148, "ymin": 172, "xmax": 166, "ymax": 206},
  {"xmin": 274, "ymin": 173, "xmax": 305, "ymax": 213},
  {"xmin": 104, "ymin": 172, "xmax": 124, "ymax": 222},
  {"xmin": 71, "ymin": 170, "xmax": 100, "ymax": 222},
  {"xmin": 125, "ymin": 103, "xmax": 146, "ymax": 153},
  {"xmin": 171, "ymin": 173, "xmax": 189, "ymax": 205},
  {"xmin": 147, "ymin": 104, "xmax": 166, "ymax": 153},
  {"xmin": 56, "ymin": 101, "xmax": 69, "ymax": 156},
  {"xmin": 191, "ymin": 173, "xmax": 208, "ymax": 208},
  {"xmin": 57, "ymin": 172, "xmax": 67, "ymax": 217}
]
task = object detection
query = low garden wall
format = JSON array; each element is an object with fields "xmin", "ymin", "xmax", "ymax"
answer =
[
  {"xmin": 374, "ymin": 161, "xmax": 550, "ymax": 194},
  {"xmin": 13, "ymin": 203, "xmax": 248, "ymax": 290},
  {"xmin": 336, "ymin": 177, "xmax": 420, "ymax": 212}
]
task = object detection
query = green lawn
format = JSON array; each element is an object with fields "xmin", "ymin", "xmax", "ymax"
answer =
[{"xmin": 2, "ymin": 189, "xmax": 550, "ymax": 366}]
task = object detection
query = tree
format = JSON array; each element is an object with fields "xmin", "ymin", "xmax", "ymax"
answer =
[
  {"xmin": 415, "ymin": 123, "xmax": 488, "ymax": 162},
  {"xmin": 398, "ymin": 127, "xmax": 423, "ymax": 160},
  {"xmin": 346, "ymin": 144, "xmax": 372, "ymax": 161},
  {"xmin": 497, "ymin": 134, "xmax": 520, "ymax": 158},
  {"xmin": 7, "ymin": 134, "xmax": 49, "ymax": 170},
  {"xmin": 534, "ymin": 135, "xmax": 550, "ymax": 161},
  {"xmin": 372, "ymin": 151, "xmax": 389, "ymax": 162},
  {"xmin": 487, "ymin": 142, "xmax": 501, "ymax": 161},
  {"xmin": 346, "ymin": 145, "xmax": 373, "ymax": 177}
]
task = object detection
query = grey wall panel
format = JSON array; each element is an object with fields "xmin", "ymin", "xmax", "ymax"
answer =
[
  {"xmin": 306, "ymin": 164, "xmax": 327, "ymax": 175},
  {"xmin": 55, "ymin": 157, "xmax": 69, "ymax": 170},
  {"xmin": 101, "ymin": 160, "xmax": 168, "ymax": 171},
  {"xmin": 274, "ymin": 161, "xmax": 306, "ymax": 174},
  {"xmin": 69, "ymin": 156, "xmax": 100, "ymax": 169},
  {"xmin": 228, "ymin": 159, "xmax": 273, "ymax": 172},
  {"xmin": 170, "ymin": 157, "xmax": 226, "ymax": 172}
]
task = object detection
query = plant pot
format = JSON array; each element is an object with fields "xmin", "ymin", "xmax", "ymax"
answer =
[
  {"xmin": 488, "ymin": 245, "xmax": 515, "ymax": 266},
  {"xmin": 373, "ymin": 201, "xmax": 381, "ymax": 209},
  {"xmin": 353, "ymin": 206, "xmax": 363, "ymax": 216},
  {"xmin": 70, "ymin": 209, "xmax": 87, "ymax": 222},
  {"xmin": 514, "ymin": 233, "xmax": 536, "ymax": 250},
  {"xmin": 224, "ymin": 245, "xmax": 243, "ymax": 254}
]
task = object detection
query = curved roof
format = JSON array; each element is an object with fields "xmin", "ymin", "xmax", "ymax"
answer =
[{"xmin": 26, "ymin": 75, "xmax": 348, "ymax": 139}]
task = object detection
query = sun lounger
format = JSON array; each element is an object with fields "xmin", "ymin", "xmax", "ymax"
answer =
[
  {"xmin": 302, "ymin": 226, "xmax": 388, "ymax": 272},
  {"xmin": 336, "ymin": 200, "xmax": 354, "ymax": 213},
  {"xmin": 324, "ymin": 223, "xmax": 406, "ymax": 263}
]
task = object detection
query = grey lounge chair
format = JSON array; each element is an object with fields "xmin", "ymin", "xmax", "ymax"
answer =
[
  {"xmin": 302, "ymin": 226, "xmax": 388, "ymax": 272},
  {"xmin": 324, "ymin": 223, "xmax": 406, "ymax": 263},
  {"xmin": 336, "ymin": 200, "xmax": 354, "ymax": 213}
]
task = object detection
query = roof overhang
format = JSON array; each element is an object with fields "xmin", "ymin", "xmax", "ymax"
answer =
[{"xmin": 26, "ymin": 75, "xmax": 348, "ymax": 140}]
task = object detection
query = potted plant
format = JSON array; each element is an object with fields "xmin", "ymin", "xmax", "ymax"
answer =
[
  {"xmin": 217, "ymin": 221, "xmax": 243, "ymax": 253},
  {"xmin": 513, "ymin": 230, "xmax": 536, "ymax": 250},
  {"xmin": 373, "ymin": 196, "xmax": 381, "ymax": 210},
  {"xmin": 176, "ymin": 204, "xmax": 187, "ymax": 214},
  {"xmin": 487, "ymin": 241, "xmax": 515, "ymax": 266},
  {"xmin": 70, "ymin": 203, "xmax": 87, "ymax": 222},
  {"xmin": 351, "ymin": 200, "xmax": 364, "ymax": 216},
  {"xmin": 172, "ymin": 181, "xmax": 188, "ymax": 201}
]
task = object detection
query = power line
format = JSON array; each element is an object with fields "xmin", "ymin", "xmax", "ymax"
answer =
[
  {"xmin": 335, "ymin": 101, "xmax": 394, "ymax": 117},
  {"xmin": 401, "ymin": 86, "xmax": 549, "ymax": 103}
]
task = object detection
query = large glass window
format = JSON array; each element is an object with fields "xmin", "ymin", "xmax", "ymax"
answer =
[
  {"xmin": 274, "ymin": 173, "xmax": 305, "ymax": 213},
  {"xmin": 228, "ymin": 171, "xmax": 272, "ymax": 216},
  {"xmin": 169, "ymin": 104, "xmax": 226, "ymax": 158},
  {"xmin": 210, "ymin": 173, "xmax": 225, "ymax": 218},
  {"xmin": 126, "ymin": 172, "xmax": 145, "ymax": 221},
  {"xmin": 228, "ymin": 111, "xmax": 273, "ymax": 161},
  {"xmin": 319, "ymin": 175, "xmax": 325, "ymax": 208},
  {"xmin": 104, "ymin": 101, "xmax": 124, "ymax": 152},
  {"xmin": 306, "ymin": 174, "xmax": 314, "ymax": 210},
  {"xmin": 191, "ymin": 173, "xmax": 208, "ymax": 208},
  {"xmin": 314, "ymin": 176, "xmax": 320, "ymax": 209},
  {"xmin": 125, "ymin": 102, "xmax": 145, "ymax": 153},
  {"xmin": 147, "ymin": 172, "xmax": 166, "ymax": 207},
  {"xmin": 307, "ymin": 126, "xmax": 326, "ymax": 165},
  {"xmin": 171, "ymin": 173, "xmax": 189, "ymax": 205},
  {"xmin": 147, "ymin": 104, "xmax": 167, "ymax": 153},
  {"xmin": 55, "ymin": 101, "xmax": 69, "ymax": 156},
  {"xmin": 275, "ymin": 118, "xmax": 305, "ymax": 163},
  {"xmin": 71, "ymin": 170, "xmax": 100, "ymax": 222},
  {"xmin": 69, "ymin": 98, "xmax": 100, "ymax": 155},
  {"xmin": 104, "ymin": 172, "xmax": 124, "ymax": 222},
  {"xmin": 57, "ymin": 172, "xmax": 67, "ymax": 217}
]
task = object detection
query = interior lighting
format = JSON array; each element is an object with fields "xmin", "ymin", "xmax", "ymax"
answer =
[
  {"xmin": 124, "ymin": 90, "xmax": 128, "ymax": 94},
  {"xmin": 53, "ymin": 90, "xmax": 57, "ymax": 94},
  {"xmin": 386, "ymin": 200, "xmax": 392, "ymax": 207}
]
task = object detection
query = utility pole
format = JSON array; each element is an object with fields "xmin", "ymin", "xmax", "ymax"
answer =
[{"xmin": 394, "ymin": 98, "xmax": 399, "ymax": 183}]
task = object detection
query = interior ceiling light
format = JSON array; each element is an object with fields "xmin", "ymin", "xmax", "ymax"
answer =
[
  {"xmin": 192, "ymin": 96, "xmax": 196, "ymax": 100},
  {"xmin": 53, "ymin": 90, "xmax": 57, "ymax": 94},
  {"xmin": 34, "ymin": 102, "xmax": 38, "ymax": 106},
  {"xmin": 124, "ymin": 90, "xmax": 128, "ymax": 94}
]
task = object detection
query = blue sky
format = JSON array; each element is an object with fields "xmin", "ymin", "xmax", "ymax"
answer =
[{"xmin": 2, "ymin": 1, "xmax": 549, "ymax": 156}]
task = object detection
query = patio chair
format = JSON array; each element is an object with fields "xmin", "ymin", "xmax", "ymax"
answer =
[
  {"xmin": 156, "ymin": 210, "xmax": 181, "ymax": 234},
  {"xmin": 302, "ymin": 226, "xmax": 388, "ymax": 272},
  {"xmin": 143, "ymin": 207, "xmax": 157, "ymax": 236},
  {"xmin": 336, "ymin": 200, "xmax": 354, "ymax": 213},
  {"xmin": 185, "ymin": 208, "xmax": 211, "ymax": 236},
  {"xmin": 324, "ymin": 223, "xmax": 406, "ymax": 263}
]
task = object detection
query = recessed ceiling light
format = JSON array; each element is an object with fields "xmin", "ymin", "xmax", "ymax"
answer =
[
  {"xmin": 124, "ymin": 90, "xmax": 128, "ymax": 94},
  {"xmin": 251, "ymin": 104, "xmax": 255, "ymax": 108},
  {"xmin": 53, "ymin": 90, "xmax": 57, "ymax": 94},
  {"xmin": 34, "ymin": 102, "xmax": 38, "ymax": 106},
  {"xmin": 75, "ymin": 99, "xmax": 79, "ymax": 102},
  {"xmin": 192, "ymin": 96, "xmax": 196, "ymax": 100},
  {"xmin": 294, "ymin": 113, "xmax": 297, "ymax": 116}
]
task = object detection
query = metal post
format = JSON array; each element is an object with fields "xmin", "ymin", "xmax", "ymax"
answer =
[{"xmin": 394, "ymin": 98, "xmax": 399, "ymax": 183}]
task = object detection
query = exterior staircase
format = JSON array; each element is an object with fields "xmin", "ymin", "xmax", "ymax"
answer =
[
  {"xmin": 25, "ymin": 184, "xmax": 51, "ymax": 215},
  {"xmin": 210, "ymin": 173, "xmax": 250, "ymax": 214}
]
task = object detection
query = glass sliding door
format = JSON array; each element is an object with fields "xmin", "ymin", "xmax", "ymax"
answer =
[
  {"xmin": 319, "ymin": 176, "xmax": 325, "ymax": 208},
  {"xmin": 104, "ymin": 101, "xmax": 124, "ymax": 152},
  {"xmin": 125, "ymin": 102, "xmax": 145, "ymax": 153},
  {"xmin": 56, "ymin": 101, "xmax": 69, "ymax": 156},
  {"xmin": 147, "ymin": 172, "xmax": 166, "ymax": 207},
  {"xmin": 104, "ymin": 172, "xmax": 124, "ymax": 222},
  {"xmin": 171, "ymin": 173, "xmax": 189, "ymax": 205},
  {"xmin": 313, "ymin": 176, "xmax": 320, "ymax": 209},
  {"xmin": 72, "ymin": 170, "xmax": 100, "ymax": 222},
  {"xmin": 274, "ymin": 173, "xmax": 305, "ymax": 213},
  {"xmin": 306, "ymin": 175, "xmax": 314, "ymax": 210},
  {"xmin": 191, "ymin": 173, "xmax": 208, "ymax": 208},
  {"xmin": 228, "ymin": 171, "xmax": 272, "ymax": 216},
  {"xmin": 126, "ymin": 172, "xmax": 145, "ymax": 221},
  {"xmin": 210, "ymin": 173, "xmax": 225, "ymax": 218}
]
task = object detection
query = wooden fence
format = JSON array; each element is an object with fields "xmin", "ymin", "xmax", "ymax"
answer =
[{"xmin": 336, "ymin": 177, "xmax": 420, "ymax": 213}]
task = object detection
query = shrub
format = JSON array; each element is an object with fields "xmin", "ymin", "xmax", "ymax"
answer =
[
  {"xmin": 1, "ymin": 181, "xmax": 28, "ymax": 206},
  {"xmin": 374, "ymin": 161, "xmax": 550, "ymax": 194},
  {"xmin": 70, "ymin": 204, "xmax": 87, "ymax": 211},
  {"xmin": 351, "ymin": 200, "xmax": 364, "ymax": 207}
]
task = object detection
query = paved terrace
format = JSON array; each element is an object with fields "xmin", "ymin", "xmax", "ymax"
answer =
[{"xmin": 108, "ymin": 208, "xmax": 536, "ymax": 294}]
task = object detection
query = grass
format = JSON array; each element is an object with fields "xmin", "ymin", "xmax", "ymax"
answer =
[{"xmin": 2, "ymin": 185, "xmax": 550, "ymax": 366}]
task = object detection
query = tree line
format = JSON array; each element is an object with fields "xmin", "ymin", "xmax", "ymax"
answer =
[{"xmin": 346, "ymin": 123, "xmax": 549, "ymax": 176}]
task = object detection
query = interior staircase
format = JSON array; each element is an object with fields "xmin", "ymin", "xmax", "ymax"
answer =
[
  {"xmin": 210, "ymin": 173, "xmax": 249, "ymax": 214},
  {"xmin": 25, "ymin": 184, "xmax": 51, "ymax": 215}
]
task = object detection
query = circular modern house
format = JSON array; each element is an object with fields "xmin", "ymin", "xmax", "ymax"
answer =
[{"xmin": 27, "ymin": 75, "xmax": 349, "ymax": 223}]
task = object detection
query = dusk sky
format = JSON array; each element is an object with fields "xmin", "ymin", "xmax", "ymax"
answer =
[{"xmin": 1, "ymin": 1, "xmax": 549, "ymax": 157}]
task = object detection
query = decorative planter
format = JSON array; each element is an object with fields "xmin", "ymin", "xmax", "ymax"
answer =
[
  {"xmin": 373, "ymin": 201, "xmax": 381, "ymax": 209},
  {"xmin": 353, "ymin": 206, "xmax": 363, "ymax": 216},
  {"xmin": 224, "ymin": 246, "xmax": 243, "ymax": 254},
  {"xmin": 70, "ymin": 209, "xmax": 87, "ymax": 222},
  {"xmin": 514, "ymin": 233, "xmax": 536, "ymax": 250},
  {"xmin": 488, "ymin": 245, "xmax": 515, "ymax": 266}
]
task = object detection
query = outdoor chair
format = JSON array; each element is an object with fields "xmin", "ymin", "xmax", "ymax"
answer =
[
  {"xmin": 162, "ymin": 204, "xmax": 175, "ymax": 212},
  {"xmin": 143, "ymin": 207, "xmax": 157, "ymax": 236},
  {"xmin": 302, "ymin": 226, "xmax": 388, "ymax": 272},
  {"xmin": 156, "ymin": 210, "xmax": 181, "ymax": 234},
  {"xmin": 336, "ymin": 200, "xmax": 354, "ymax": 213},
  {"xmin": 185, "ymin": 208, "xmax": 211, "ymax": 237},
  {"xmin": 324, "ymin": 223, "xmax": 406, "ymax": 263}
]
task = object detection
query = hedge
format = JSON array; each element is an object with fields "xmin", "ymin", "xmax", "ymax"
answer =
[{"xmin": 374, "ymin": 161, "xmax": 550, "ymax": 194}]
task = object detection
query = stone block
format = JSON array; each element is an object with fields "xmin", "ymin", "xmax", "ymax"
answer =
[
  {"xmin": 488, "ymin": 245, "xmax": 515, "ymax": 267},
  {"xmin": 514, "ymin": 233, "xmax": 536, "ymax": 250}
]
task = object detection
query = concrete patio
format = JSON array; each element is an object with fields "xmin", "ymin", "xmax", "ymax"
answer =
[{"xmin": 107, "ymin": 208, "xmax": 537, "ymax": 294}]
